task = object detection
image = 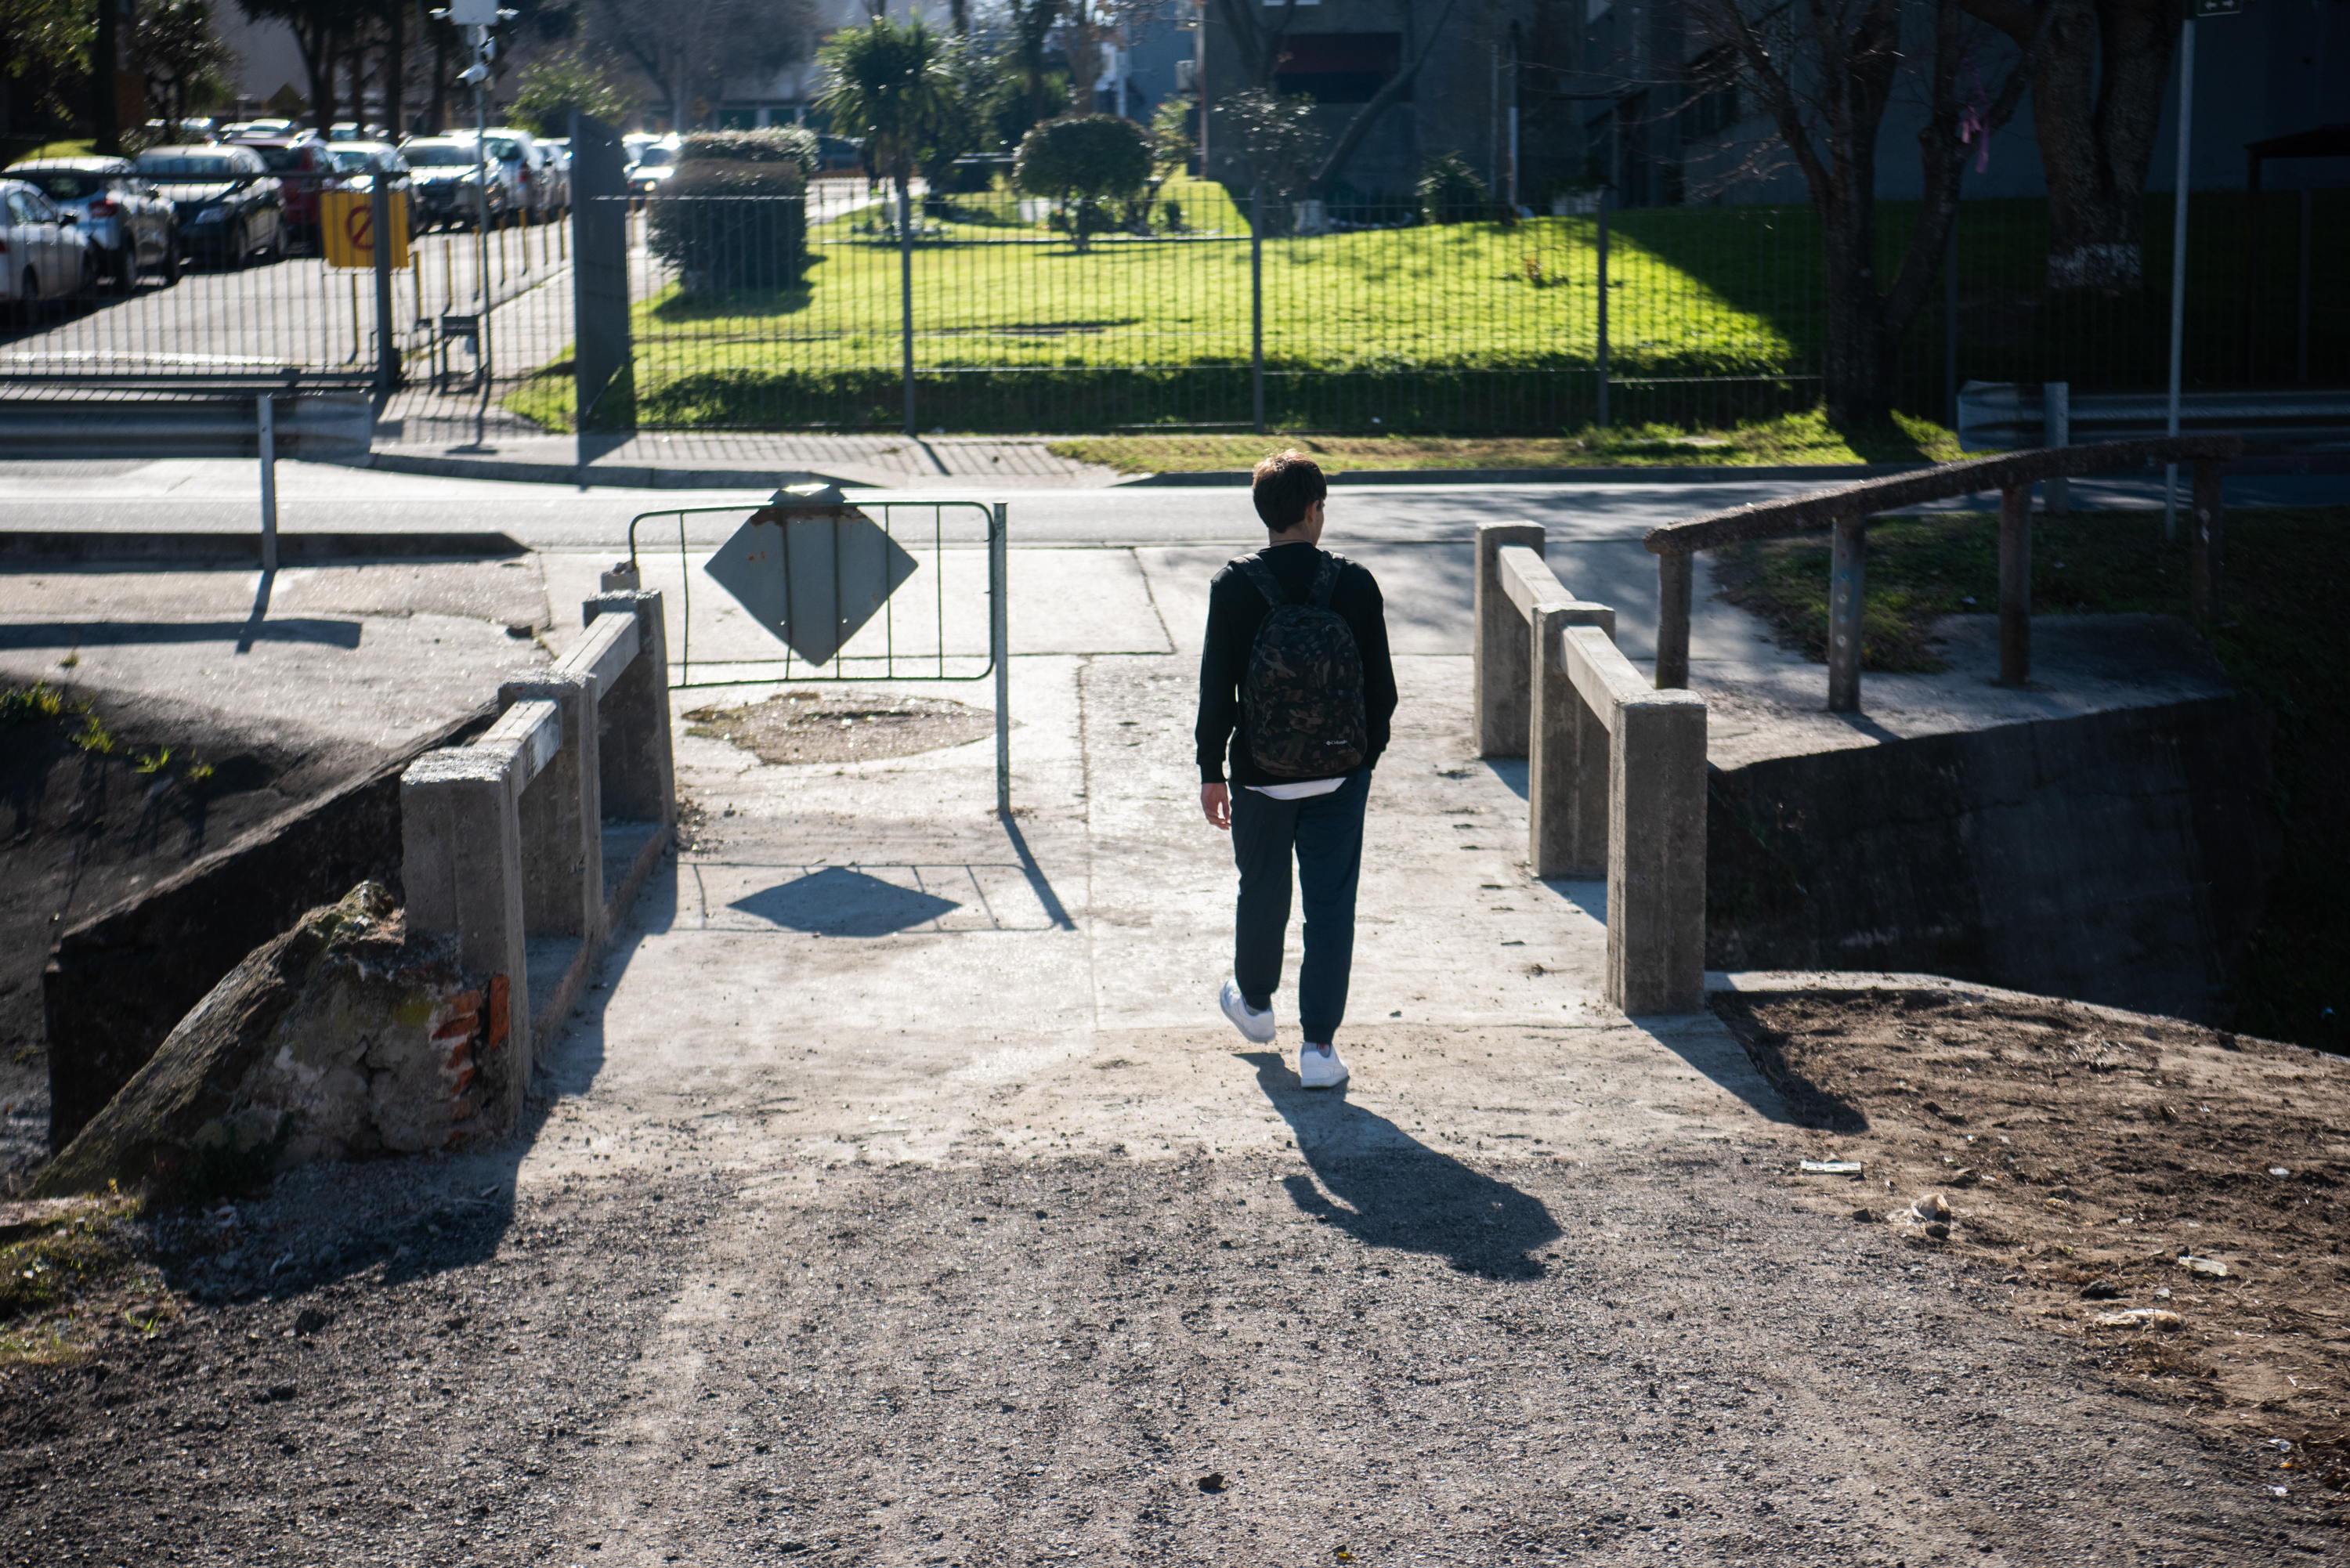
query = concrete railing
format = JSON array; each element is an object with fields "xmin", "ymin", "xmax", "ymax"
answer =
[
  {"xmin": 399, "ymin": 584, "xmax": 676, "ymax": 1125},
  {"xmin": 1475, "ymin": 524, "xmax": 1708, "ymax": 1015},
  {"xmin": 1641, "ymin": 435, "xmax": 2244, "ymax": 710}
]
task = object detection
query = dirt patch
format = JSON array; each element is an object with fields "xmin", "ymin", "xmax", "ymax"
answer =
[
  {"xmin": 683, "ymin": 689, "xmax": 993, "ymax": 766},
  {"xmin": 1713, "ymin": 984, "xmax": 2350, "ymax": 1479}
]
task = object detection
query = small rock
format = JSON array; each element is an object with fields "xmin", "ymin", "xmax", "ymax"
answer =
[
  {"xmin": 2158, "ymin": 1104, "xmax": 2178, "ymax": 1122},
  {"xmin": 1198, "ymin": 1472, "xmax": 1227, "ymax": 1494},
  {"xmin": 2080, "ymin": 1280, "xmax": 2122, "ymax": 1301},
  {"xmin": 2092, "ymin": 1309, "xmax": 2184, "ymax": 1331},
  {"xmin": 2178, "ymin": 1255, "xmax": 2229, "ymax": 1278},
  {"xmin": 1924, "ymin": 1221, "xmax": 1950, "ymax": 1241},
  {"xmin": 1911, "ymin": 1193, "xmax": 1951, "ymax": 1223},
  {"xmin": 1851, "ymin": 1207, "xmax": 1882, "ymax": 1223},
  {"xmin": 1949, "ymin": 1167, "xmax": 1979, "ymax": 1187}
]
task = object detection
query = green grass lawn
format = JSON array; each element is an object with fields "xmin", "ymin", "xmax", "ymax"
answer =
[
  {"xmin": 1713, "ymin": 505, "xmax": 2350, "ymax": 1053},
  {"xmin": 510, "ymin": 182, "xmax": 2345, "ymax": 434}
]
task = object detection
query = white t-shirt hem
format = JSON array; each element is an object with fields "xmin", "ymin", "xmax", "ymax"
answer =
[{"xmin": 1244, "ymin": 777, "xmax": 1347, "ymax": 800}]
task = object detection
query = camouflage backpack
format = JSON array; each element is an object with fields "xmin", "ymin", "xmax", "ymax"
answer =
[{"xmin": 1237, "ymin": 552, "xmax": 1368, "ymax": 779}]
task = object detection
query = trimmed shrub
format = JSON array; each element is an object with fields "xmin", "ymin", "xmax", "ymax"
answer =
[
  {"xmin": 649, "ymin": 135, "xmax": 812, "ymax": 293},
  {"xmin": 1417, "ymin": 151, "xmax": 1491, "ymax": 226}
]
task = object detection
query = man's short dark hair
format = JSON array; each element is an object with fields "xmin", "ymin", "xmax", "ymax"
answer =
[{"xmin": 1252, "ymin": 449, "xmax": 1327, "ymax": 532}]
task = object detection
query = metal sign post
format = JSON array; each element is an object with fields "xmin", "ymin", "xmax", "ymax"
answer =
[{"xmin": 2164, "ymin": 0, "xmax": 2234, "ymax": 539}]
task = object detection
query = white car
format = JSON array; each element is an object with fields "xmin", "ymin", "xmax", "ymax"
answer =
[{"xmin": 0, "ymin": 179, "xmax": 96, "ymax": 320}]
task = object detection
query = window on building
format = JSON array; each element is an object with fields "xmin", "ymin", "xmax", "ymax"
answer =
[
  {"xmin": 1273, "ymin": 32, "xmax": 1405, "ymax": 103},
  {"xmin": 1679, "ymin": 48, "xmax": 1739, "ymax": 141}
]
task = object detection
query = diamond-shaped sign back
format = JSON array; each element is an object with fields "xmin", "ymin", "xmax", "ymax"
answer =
[{"xmin": 703, "ymin": 496, "xmax": 919, "ymax": 667}]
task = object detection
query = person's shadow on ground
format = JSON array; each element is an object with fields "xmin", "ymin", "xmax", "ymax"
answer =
[{"xmin": 1239, "ymin": 1052, "xmax": 1561, "ymax": 1279}]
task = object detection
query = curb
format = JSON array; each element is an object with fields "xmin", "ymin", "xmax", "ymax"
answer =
[
  {"xmin": 367, "ymin": 451, "xmax": 867, "ymax": 491},
  {"xmin": 0, "ymin": 530, "xmax": 530, "ymax": 563},
  {"xmin": 1114, "ymin": 453, "xmax": 2350, "ymax": 487},
  {"xmin": 1114, "ymin": 462, "xmax": 1942, "ymax": 487}
]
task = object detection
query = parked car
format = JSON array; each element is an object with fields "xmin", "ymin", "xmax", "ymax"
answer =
[
  {"xmin": 134, "ymin": 145, "xmax": 283, "ymax": 268},
  {"xmin": 318, "ymin": 143, "xmax": 417, "ymax": 237},
  {"xmin": 0, "ymin": 179, "xmax": 97, "ymax": 319},
  {"xmin": 228, "ymin": 135, "xmax": 329, "ymax": 251},
  {"xmin": 537, "ymin": 137, "xmax": 572, "ymax": 216},
  {"xmin": 815, "ymin": 134, "xmax": 863, "ymax": 174},
  {"xmin": 472, "ymin": 128, "xmax": 556, "ymax": 222},
  {"xmin": 6, "ymin": 157, "xmax": 179, "ymax": 292},
  {"xmin": 220, "ymin": 118, "xmax": 295, "ymax": 139},
  {"xmin": 625, "ymin": 140, "xmax": 677, "ymax": 201},
  {"xmin": 143, "ymin": 117, "xmax": 218, "ymax": 143},
  {"xmin": 398, "ymin": 136, "xmax": 516, "ymax": 230}
]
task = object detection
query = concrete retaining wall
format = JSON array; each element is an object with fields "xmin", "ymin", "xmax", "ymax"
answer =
[
  {"xmin": 43, "ymin": 704, "xmax": 495, "ymax": 1149},
  {"xmin": 1705, "ymin": 695, "xmax": 2280, "ymax": 1023}
]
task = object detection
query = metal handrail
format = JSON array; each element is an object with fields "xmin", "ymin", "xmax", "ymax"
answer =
[{"xmin": 1641, "ymin": 434, "xmax": 2245, "ymax": 706}]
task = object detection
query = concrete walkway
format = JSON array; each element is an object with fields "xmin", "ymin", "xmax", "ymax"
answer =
[{"xmin": 465, "ymin": 542, "xmax": 2296, "ymax": 1566}]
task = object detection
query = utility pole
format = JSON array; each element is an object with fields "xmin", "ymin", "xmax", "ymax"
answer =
[{"xmin": 435, "ymin": 0, "xmax": 515, "ymax": 444}]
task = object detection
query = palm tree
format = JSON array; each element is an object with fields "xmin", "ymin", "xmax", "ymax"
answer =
[{"xmin": 815, "ymin": 18, "xmax": 959, "ymax": 225}]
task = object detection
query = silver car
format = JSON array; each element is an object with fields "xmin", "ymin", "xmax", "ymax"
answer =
[
  {"xmin": 0, "ymin": 179, "xmax": 97, "ymax": 319},
  {"xmin": 7, "ymin": 157, "xmax": 179, "ymax": 293}
]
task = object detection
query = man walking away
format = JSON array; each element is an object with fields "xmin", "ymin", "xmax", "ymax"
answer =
[{"xmin": 1196, "ymin": 450, "xmax": 1398, "ymax": 1089}]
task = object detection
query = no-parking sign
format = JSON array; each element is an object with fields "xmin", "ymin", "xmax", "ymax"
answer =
[{"xmin": 320, "ymin": 190, "xmax": 413, "ymax": 270}]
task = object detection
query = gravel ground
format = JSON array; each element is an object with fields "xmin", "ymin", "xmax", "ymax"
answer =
[
  {"xmin": 3, "ymin": 1118, "xmax": 2341, "ymax": 1566},
  {"xmin": 1712, "ymin": 984, "xmax": 2350, "ymax": 1464}
]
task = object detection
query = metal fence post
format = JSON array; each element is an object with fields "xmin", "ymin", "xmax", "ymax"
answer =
[
  {"xmin": 1594, "ymin": 186, "xmax": 1610, "ymax": 430},
  {"xmin": 257, "ymin": 396, "xmax": 278, "ymax": 573},
  {"xmin": 1250, "ymin": 184, "xmax": 1265, "ymax": 435},
  {"xmin": 1944, "ymin": 213, "xmax": 1960, "ymax": 428},
  {"xmin": 1998, "ymin": 484, "xmax": 2033, "ymax": 687},
  {"xmin": 1826, "ymin": 516, "xmax": 1867, "ymax": 713},
  {"xmin": 899, "ymin": 182, "xmax": 916, "ymax": 439},
  {"xmin": 2190, "ymin": 458, "xmax": 2225, "ymax": 627},
  {"xmin": 2044, "ymin": 381, "xmax": 2069, "ymax": 514},
  {"xmin": 372, "ymin": 176, "xmax": 398, "ymax": 399},
  {"xmin": 992, "ymin": 500, "xmax": 1010, "ymax": 817}
]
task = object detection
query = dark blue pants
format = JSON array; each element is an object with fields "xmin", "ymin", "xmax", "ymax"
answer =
[{"xmin": 1230, "ymin": 770, "xmax": 1370, "ymax": 1044}]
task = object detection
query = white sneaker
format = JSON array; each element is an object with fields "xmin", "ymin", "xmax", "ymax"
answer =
[
  {"xmin": 1218, "ymin": 978, "xmax": 1275, "ymax": 1044},
  {"xmin": 1299, "ymin": 1042, "xmax": 1349, "ymax": 1089}
]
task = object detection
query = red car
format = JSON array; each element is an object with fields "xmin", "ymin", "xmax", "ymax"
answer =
[{"xmin": 230, "ymin": 135, "xmax": 330, "ymax": 252}]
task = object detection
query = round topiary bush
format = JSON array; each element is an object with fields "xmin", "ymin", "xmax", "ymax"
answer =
[{"xmin": 1013, "ymin": 114, "xmax": 1152, "ymax": 250}]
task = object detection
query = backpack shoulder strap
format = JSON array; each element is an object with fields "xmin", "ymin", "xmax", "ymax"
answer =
[
  {"xmin": 1235, "ymin": 554, "xmax": 1289, "ymax": 610},
  {"xmin": 1307, "ymin": 553, "xmax": 1342, "ymax": 609}
]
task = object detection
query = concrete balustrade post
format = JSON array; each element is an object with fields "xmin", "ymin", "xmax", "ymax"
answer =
[
  {"xmin": 1608, "ymin": 688, "xmax": 1709, "ymax": 1016},
  {"xmin": 399, "ymin": 746, "xmax": 532, "ymax": 1111},
  {"xmin": 1654, "ymin": 551, "xmax": 1693, "ymax": 691},
  {"xmin": 499, "ymin": 670, "xmax": 602, "ymax": 940},
  {"xmin": 1474, "ymin": 523, "xmax": 1546, "ymax": 757},
  {"xmin": 583, "ymin": 590, "xmax": 675, "ymax": 826},
  {"xmin": 1528, "ymin": 602, "xmax": 1616, "ymax": 880}
]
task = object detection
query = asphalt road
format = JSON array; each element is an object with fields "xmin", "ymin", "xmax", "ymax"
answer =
[{"xmin": 0, "ymin": 223, "xmax": 571, "ymax": 378}]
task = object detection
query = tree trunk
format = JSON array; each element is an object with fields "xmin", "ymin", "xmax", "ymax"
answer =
[
  {"xmin": 1820, "ymin": 211, "xmax": 1893, "ymax": 425},
  {"xmin": 1065, "ymin": 9, "xmax": 1101, "ymax": 113},
  {"xmin": 1961, "ymin": 0, "xmax": 2175, "ymax": 291}
]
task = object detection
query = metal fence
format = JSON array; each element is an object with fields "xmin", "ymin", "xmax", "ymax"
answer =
[
  {"xmin": 576, "ymin": 179, "xmax": 2346, "ymax": 435},
  {"xmin": 0, "ymin": 170, "xmax": 572, "ymax": 402}
]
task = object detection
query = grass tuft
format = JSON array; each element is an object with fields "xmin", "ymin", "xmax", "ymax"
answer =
[{"xmin": 0, "ymin": 1194, "xmax": 175, "ymax": 1369}]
